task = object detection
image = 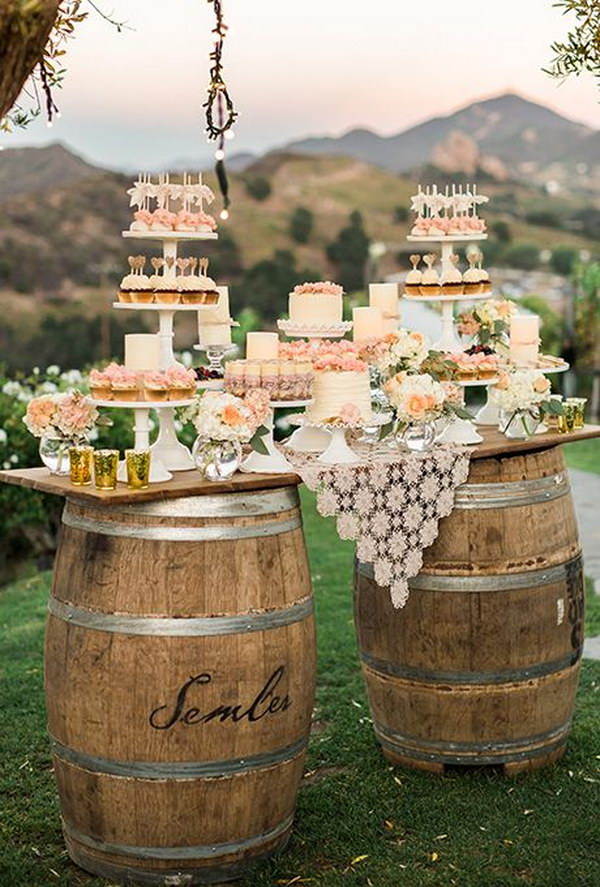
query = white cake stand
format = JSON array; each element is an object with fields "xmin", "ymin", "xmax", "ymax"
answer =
[
  {"xmin": 277, "ymin": 320, "xmax": 353, "ymax": 338},
  {"xmin": 94, "ymin": 398, "xmax": 194, "ymax": 482},
  {"xmin": 288, "ymin": 414, "xmax": 389, "ymax": 465},
  {"xmin": 240, "ymin": 400, "xmax": 313, "ymax": 474}
]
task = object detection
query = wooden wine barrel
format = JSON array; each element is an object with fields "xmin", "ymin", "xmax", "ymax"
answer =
[
  {"xmin": 355, "ymin": 445, "xmax": 585, "ymax": 775},
  {"xmin": 45, "ymin": 484, "xmax": 316, "ymax": 884}
]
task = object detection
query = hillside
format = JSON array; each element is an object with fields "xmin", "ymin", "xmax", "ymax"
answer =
[
  {"xmin": 0, "ymin": 143, "xmax": 103, "ymax": 199},
  {"xmin": 283, "ymin": 93, "xmax": 599, "ymax": 192},
  {"xmin": 0, "ymin": 144, "xmax": 598, "ymax": 301}
]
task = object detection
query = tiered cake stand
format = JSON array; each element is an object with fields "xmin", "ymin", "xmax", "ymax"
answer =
[
  {"xmin": 97, "ymin": 229, "xmax": 219, "ymax": 479},
  {"xmin": 277, "ymin": 321, "xmax": 353, "ymax": 453},
  {"xmin": 405, "ymin": 233, "xmax": 489, "ymax": 444}
]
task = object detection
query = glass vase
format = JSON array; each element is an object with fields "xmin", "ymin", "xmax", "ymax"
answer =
[
  {"xmin": 192, "ymin": 438, "xmax": 242, "ymax": 482},
  {"xmin": 396, "ymin": 421, "xmax": 436, "ymax": 453},
  {"xmin": 39, "ymin": 433, "xmax": 85, "ymax": 476},
  {"xmin": 500, "ymin": 409, "xmax": 539, "ymax": 440}
]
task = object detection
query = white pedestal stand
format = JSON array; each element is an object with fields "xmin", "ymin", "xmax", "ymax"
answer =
[
  {"xmin": 437, "ymin": 379, "xmax": 498, "ymax": 446},
  {"xmin": 241, "ymin": 400, "xmax": 312, "ymax": 475},
  {"xmin": 318, "ymin": 426, "xmax": 360, "ymax": 465}
]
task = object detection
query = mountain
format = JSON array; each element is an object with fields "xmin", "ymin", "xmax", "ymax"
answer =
[
  {"xmin": 0, "ymin": 143, "xmax": 105, "ymax": 199},
  {"xmin": 282, "ymin": 93, "xmax": 597, "ymax": 187}
]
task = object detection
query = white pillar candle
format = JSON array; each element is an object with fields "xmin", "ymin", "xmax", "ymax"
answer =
[
  {"xmin": 353, "ymin": 306, "xmax": 384, "ymax": 341},
  {"xmin": 124, "ymin": 334, "xmax": 162, "ymax": 371},
  {"xmin": 369, "ymin": 283, "xmax": 399, "ymax": 318},
  {"xmin": 246, "ymin": 331, "xmax": 279, "ymax": 360},
  {"xmin": 510, "ymin": 315, "xmax": 539, "ymax": 345},
  {"xmin": 198, "ymin": 287, "xmax": 232, "ymax": 346}
]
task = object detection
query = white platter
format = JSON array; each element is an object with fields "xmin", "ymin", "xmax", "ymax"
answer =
[
  {"xmin": 402, "ymin": 292, "xmax": 491, "ymax": 303},
  {"xmin": 407, "ymin": 234, "xmax": 488, "ymax": 243},
  {"xmin": 92, "ymin": 398, "xmax": 194, "ymax": 409},
  {"xmin": 113, "ymin": 302, "xmax": 218, "ymax": 312},
  {"xmin": 122, "ymin": 230, "xmax": 218, "ymax": 241}
]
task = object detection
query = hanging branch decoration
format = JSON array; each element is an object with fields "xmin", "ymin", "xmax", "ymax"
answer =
[
  {"xmin": 203, "ymin": 0, "xmax": 238, "ymax": 218},
  {"xmin": 544, "ymin": 1, "xmax": 600, "ymax": 84}
]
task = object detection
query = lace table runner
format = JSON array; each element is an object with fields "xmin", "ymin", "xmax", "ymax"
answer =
[{"xmin": 284, "ymin": 440, "xmax": 471, "ymax": 608}]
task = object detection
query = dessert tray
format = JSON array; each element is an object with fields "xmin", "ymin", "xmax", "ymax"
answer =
[
  {"xmin": 277, "ymin": 319, "xmax": 353, "ymax": 339},
  {"xmin": 123, "ymin": 230, "xmax": 218, "ymax": 241},
  {"xmin": 402, "ymin": 291, "xmax": 491, "ymax": 303}
]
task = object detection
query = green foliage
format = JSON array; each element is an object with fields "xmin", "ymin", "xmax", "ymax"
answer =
[
  {"xmin": 490, "ymin": 219, "xmax": 512, "ymax": 244},
  {"xmin": 525, "ymin": 209, "xmax": 561, "ymax": 229},
  {"xmin": 289, "ymin": 206, "xmax": 314, "ymax": 244},
  {"xmin": 236, "ymin": 250, "xmax": 320, "ymax": 322},
  {"xmin": 516, "ymin": 295, "xmax": 564, "ymax": 356},
  {"xmin": 393, "ymin": 205, "xmax": 409, "ymax": 223},
  {"xmin": 545, "ymin": 0, "xmax": 600, "ymax": 85},
  {"xmin": 504, "ymin": 242, "xmax": 541, "ymax": 271},
  {"xmin": 550, "ymin": 244, "xmax": 579, "ymax": 276},
  {"xmin": 574, "ymin": 262, "xmax": 600, "ymax": 368},
  {"xmin": 326, "ymin": 210, "xmax": 370, "ymax": 293},
  {"xmin": 243, "ymin": 176, "xmax": 272, "ymax": 202}
]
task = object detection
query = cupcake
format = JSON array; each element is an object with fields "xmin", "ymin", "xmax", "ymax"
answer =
[
  {"xmin": 405, "ymin": 255, "xmax": 423, "ymax": 296},
  {"xmin": 89, "ymin": 368, "xmax": 113, "ymax": 400},
  {"xmin": 419, "ymin": 254, "xmax": 441, "ymax": 296},
  {"xmin": 165, "ymin": 367, "xmax": 197, "ymax": 400},
  {"xmin": 120, "ymin": 256, "xmax": 152, "ymax": 302},
  {"xmin": 455, "ymin": 355, "xmax": 477, "ymax": 381},
  {"xmin": 440, "ymin": 254, "xmax": 464, "ymax": 296},
  {"xmin": 143, "ymin": 371, "xmax": 170, "ymax": 402},
  {"xmin": 463, "ymin": 251, "xmax": 484, "ymax": 295},
  {"xmin": 180, "ymin": 257, "xmax": 219, "ymax": 305},
  {"xmin": 478, "ymin": 266, "xmax": 492, "ymax": 295},
  {"xmin": 153, "ymin": 282, "xmax": 181, "ymax": 304},
  {"xmin": 477, "ymin": 354, "xmax": 500, "ymax": 380},
  {"xmin": 111, "ymin": 368, "xmax": 140, "ymax": 402}
]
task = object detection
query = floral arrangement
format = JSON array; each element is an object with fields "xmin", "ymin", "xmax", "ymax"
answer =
[
  {"xmin": 382, "ymin": 372, "xmax": 472, "ymax": 436},
  {"xmin": 456, "ymin": 299, "xmax": 517, "ymax": 349},
  {"xmin": 360, "ymin": 329, "xmax": 430, "ymax": 378},
  {"xmin": 23, "ymin": 391, "xmax": 99, "ymax": 441},
  {"xmin": 490, "ymin": 369, "xmax": 562, "ymax": 436},
  {"xmin": 183, "ymin": 389, "xmax": 270, "ymax": 449}
]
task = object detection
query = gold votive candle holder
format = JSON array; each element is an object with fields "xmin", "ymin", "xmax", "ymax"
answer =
[
  {"xmin": 93, "ymin": 449, "xmax": 119, "ymax": 490},
  {"xmin": 565, "ymin": 397, "xmax": 587, "ymax": 430},
  {"xmin": 557, "ymin": 402, "xmax": 578, "ymax": 435},
  {"xmin": 125, "ymin": 449, "xmax": 151, "ymax": 490},
  {"xmin": 546, "ymin": 395, "xmax": 563, "ymax": 431},
  {"xmin": 68, "ymin": 445, "xmax": 93, "ymax": 486}
]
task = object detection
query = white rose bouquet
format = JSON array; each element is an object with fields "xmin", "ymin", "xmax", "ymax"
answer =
[
  {"xmin": 361, "ymin": 329, "xmax": 430, "ymax": 378},
  {"xmin": 383, "ymin": 372, "xmax": 471, "ymax": 430},
  {"xmin": 183, "ymin": 389, "xmax": 270, "ymax": 450},
  {"xmin": 456, "ymin": 299, "xmax": 517, "ymax": 349},
  {"xmin": 491, "ymin": 369, "xmax": 562, "ymax": 436}
]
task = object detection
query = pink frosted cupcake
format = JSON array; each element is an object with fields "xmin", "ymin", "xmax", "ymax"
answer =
[
  {"xmin": 89, "ymin": 368, "xmax": 113, "ymax": 401},
  {"xmin": 143, "ymin": 371, "xmax": 170, "ymax": 402},
  {"xmin": 165, "ymin": 367, "xmax": 197, "ymax": 400},
  {"xmin": 111, "ymin": 368, "xmax": 140, "ymax": 402}
]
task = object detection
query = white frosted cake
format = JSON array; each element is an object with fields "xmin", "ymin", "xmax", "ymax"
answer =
[
  {"xmin": 288, "ymin": 281, "xmax": 343, "ymax": 326},
  {"xmin": 307, "ymin": 358, "xmax": 372, "ymax": 424}
]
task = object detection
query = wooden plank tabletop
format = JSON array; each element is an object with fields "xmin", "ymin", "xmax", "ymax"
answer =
[{"xmin": 1, "ymin": 425, "xmax": 598, "ymax": 503}]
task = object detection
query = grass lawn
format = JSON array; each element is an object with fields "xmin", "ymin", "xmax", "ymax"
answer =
[
  {"xmin": 564, "ymin": 438, "xmax": 600, "ymax": 476},
  {"xmin": 1, "ymin": 487, "xmax": 600, "ymax": 887}
]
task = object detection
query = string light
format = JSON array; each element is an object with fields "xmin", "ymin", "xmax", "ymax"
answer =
[
  {"xmin": 204, "ymin": 0, "xmax": 238, "ymax": 216},
  {"xmin": 220, "ymin": 209, "xmax": 229, "ymax": 220}
]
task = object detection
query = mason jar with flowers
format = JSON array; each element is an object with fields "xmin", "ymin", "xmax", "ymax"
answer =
[
  {"xmin": 23, "ymin": 391, "xmax": 100, "ymax": 475},
  {"xmin": 382, "ymin": 372, "xmax": 471, "ymax": 451},
  {"xmin": 183, "ymin": 388, "xmax": 270, "ymax": 481},
  {"xmin": 490, "ymin": 369, "xmax": 562, "ymax": 439}
]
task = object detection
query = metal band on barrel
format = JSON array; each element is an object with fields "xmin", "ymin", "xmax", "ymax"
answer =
[
  {"xmin": 360, "ymin": 650, "xmax": 581, "ymax": 686},
  {"xmin": 76, "ymin": 487, "xmax": 299, "ymax": 519},
  {"xmin": 61, "ymin": 508, "xmax": 301, "ymax": 542},
  {"xmin": 50, "ymin": 734, "xmax": 308, "ymax": 780},
  {"xmin": 356, "ymin": 554, "xmax": 582, "ymax": 593},
  {"xmin": 62, "ymin": 813, "xmax": 294, "ymax": 861},
  {"xmin": 374, "ymin": 720, "xmax": 571, "ymax": 766},
  {"xmin": 453, "ymin": 472, "xmax": 569, "ymax": 510},
  {"xmin": 48, "ymin": 596, "xmax": 314, "ymax": 637}
]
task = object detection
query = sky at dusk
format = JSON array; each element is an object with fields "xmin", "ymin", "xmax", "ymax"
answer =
[{"xmin": 3, "ymin": 0, "xmax": 599, "ymax": 169}]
